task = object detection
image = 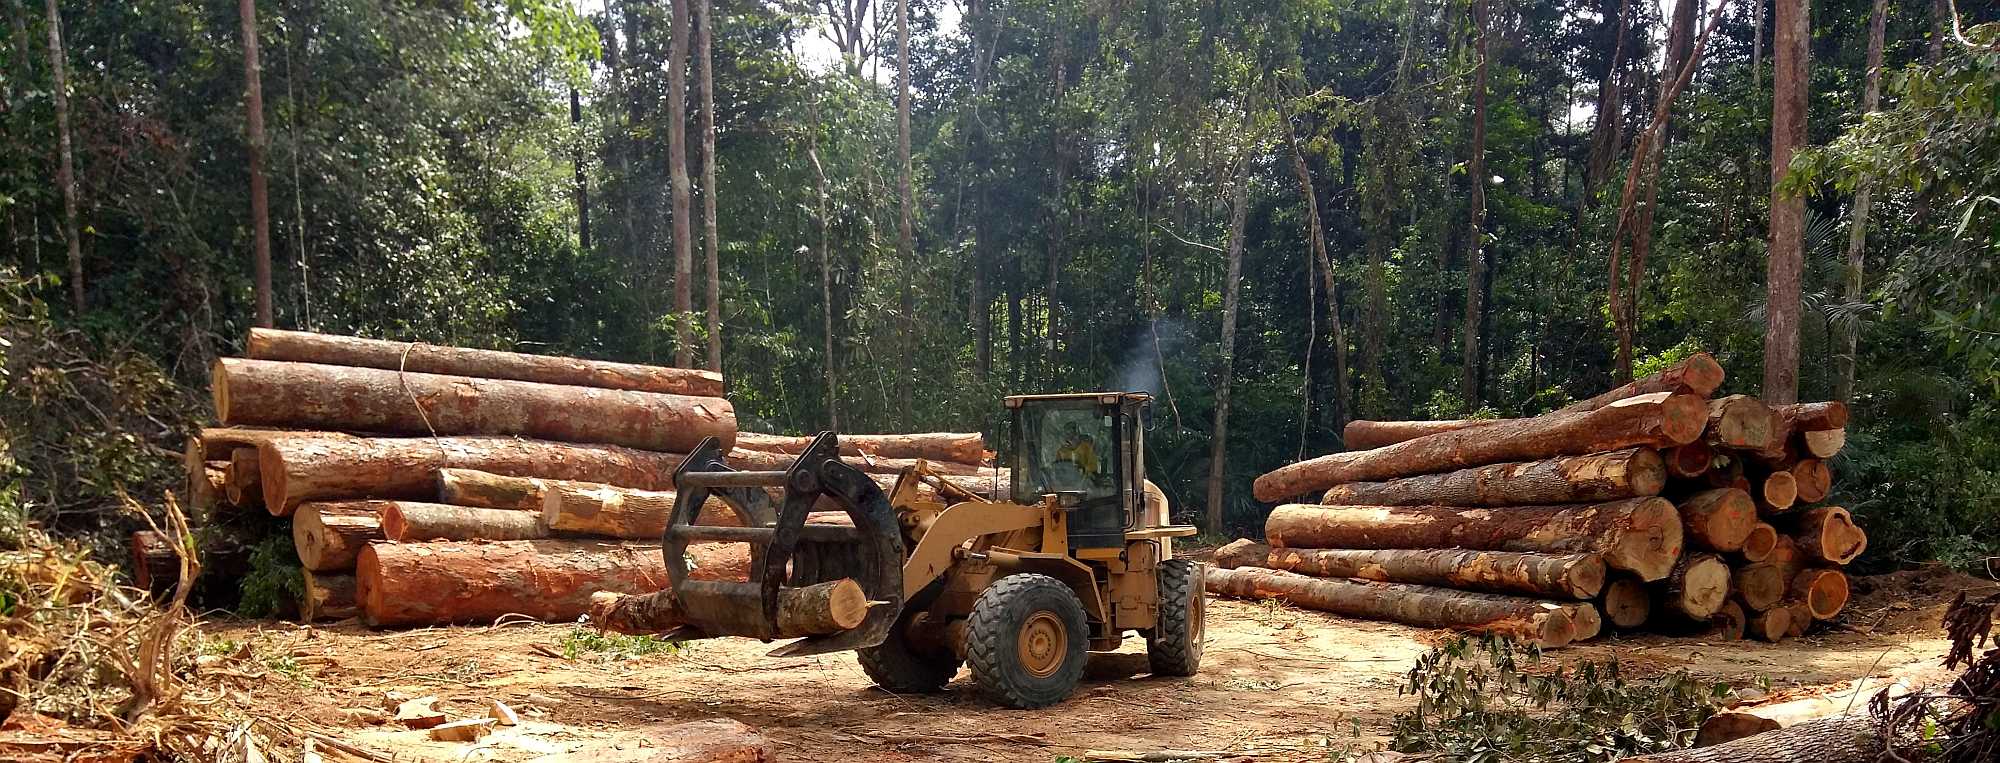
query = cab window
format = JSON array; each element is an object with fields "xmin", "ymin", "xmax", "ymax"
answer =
[{"xmin": 1014, "ymin": 403, "xmax": 1119, "ymax": 504}]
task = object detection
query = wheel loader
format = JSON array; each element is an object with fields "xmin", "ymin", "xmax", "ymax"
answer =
[{"xmin": 655, "ymin": 392, "xmax": 1204, "ymax": 708}]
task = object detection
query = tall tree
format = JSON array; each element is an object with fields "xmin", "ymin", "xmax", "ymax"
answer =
[
  {"xmin": 695, "ymin": 0, "xmax": 720, "ymax": 374},
  {"xmin": 1277, "ymin": 91, "xmax": 1350, "ymax": 429},
  {"xmin": 895, "ymin": 0, "xmax": 913, "ymax": 411},
  {"xmin": 43, "ymin": 0, "xmax": 80, "ymax": 313},
  {"xmin": 668, "ymin": 0, "xmax": 694, "ymax": 368},
  {"xmin": 572, "ymin": 86, "xmax": 591, "ymax": 253},
  {"xmin": 1764, "ymin": 0, "xmax": 1809, "ymax": 404},
  {"xmin": 240, "ymin": 0, "xmax": 273, "ymax": 327},
  {"xmin": 1834, "ymin": 0, "xmax": 1887, "ymax": 403},
  {"xmin": 1459, "ymin": 0, "xmax": 1491, "ymax": 406},
  {"xmin": 808, "ymin": 107, "xmax": 838, "ymax": 431},
  {"xmin": 1206, "ymin": 106, "xmax": 1256, "ymax": 534},
  {"xmin": 1583, "ymin": 0, "xmax": 1633, "ymax": 198}
]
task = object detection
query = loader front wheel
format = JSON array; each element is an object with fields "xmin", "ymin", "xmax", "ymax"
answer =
[
  {"xmin": 1146, "ymin": 559, "xmax": 1205, "ymax": 677},
  {"xmin": 965, "ymin": 574, "xmax": 1088, "ymax": 709},
  {"xmin": 858, "ymin": 610, "xmax": 960, "ymax": 693}
]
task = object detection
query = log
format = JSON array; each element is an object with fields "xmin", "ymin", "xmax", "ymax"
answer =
[
  {"xmin": 292, "ymin": 502, "xmax": 386, "ymax": 572},
  {"xmin": 213, "ymin": 358, "xmax": 735, "ymax": 452},
  {"xmin": 192, "ymin": 459, "xmax": 227, "ymax": 515},
  {"xmin": 1694, "ymin": 677, "xmax": 1907, "ymax": 747},
  {"xmin": 257, "ymin": 434, "xmax": 686, "ymax": 514},
  {"xmin": 1678, "ymin": 488, "xmax": 1756, "ymax": 552},
  {"xmin": 541, "ymin": 483, "xmax": 745, "ymax": 539},
  {"xmin": 734, "ymin": 431, "xmax": 987, "ymax": 464},
  {"xmin": 1205, "ymin": 567, "xmax": 1577, "ymax": 648},
  {"xmin": 1705, "ymin": 395, "xmax": 1775, "ymax": 448},
  {"xmin": 1341, "ymin": 419, "xmax": 1498, "ymax": 450},
  {"xmin": 1566, "ymin": 602, "xmax": 1603, "ymax": 641},
  {"xmin": 1212, "ymin": 539, "xmax": 1271, "ymax": 570},
  {"xmin": 1801, "ymin": 428, "xmax": 1845, "ymax": 458},
  {"xmin": 1740, "ymin": 523, "xmax": 1778, "ymax": 562},
  {"xmin": 1662, "ymin": 553, "xmax": 1732, "ymax": 620},
  {"xmin": 1784, "ymin": 598, "xmax": 1814, "ymax": 637},
  {"xmin": 1317, "ymin": 448, "xmax": 1666, "ymax": 507},
  {"xmin": 244, "ymin": 327, "xmax": 725, "ymax": 397},
  {"xmin": 1254, "ymin": 393, "xmax": 1705, "ymax": 501},
  {"xmin": 1746, "ymin": 605, "xmax": 1793, "ymax": 642},
  {"xmin": 1264, "ymin": 498, "xmax": 1684, "ymax": 581},
  {"xmin": 300, "ymin": 571, "xmax": 359, "ymax": 622},
  {"xmin": 1552, "ymin": 353, "xmax": 1725, "ymax": 414},
  {"xmin": 1262, "ymin": 547, "xmax": 1606, "ymax": 600},
  {"xmin": 355, "ymin": 539, "xmax": 749, "ymax": 627},
  {"xmin": 587, "ymin": 578, "xmax": 868, "ymax": 637},
  {"xmin": 1793, "ymin": 507, "xmax": 1866, "ymax": 565},
  {"xmin": 130, "ymin": 530, "xmax": 178, "ymax": 596},
  {"xmin": 1756, "ymin": 470, "xmax": 1798, "ymax": 514},
  {"xmin": 1751, "ymin": 402, "xmax": 1851, "ymax": 463},
  {"xmin": 1791, "ymin": 568, "xmax": 1850, "ymax": 620},
  {"xmin": 380, "ymin": 502, "xmax": 549, "ymax": 542},
  {"xmin": 1767, "ymin": 535, "xmax": 1805, "ymax": 579},
  {"xmin": 1789, "ymin": 459, "xmax": 1831, "ymax": 503},
  {"xmin": 1600, "ymin": 576, "xmax": 1652, "ymax": 629},
  {"xmin": 1623, "ymin": 714, "xmax": 1878, "ymax": 763},
  {"xmin": 224, "ymin": 447, "xmax": 262, "ymax": 507},
  {"xmin": 437, "ymin": 468, "xmax": 561, "ymax": 510},
  {"xmin": 1733, "ymin": 562, "xmax": 1788, "ymax": 611},
  {"xmin": 1663, "ymin": 441, "xmax": 1715, "ymax": 479},
  {"xmin": 1711, "ymin": 599, "xmax": 1747, "ymax": 640},
  {"xmin": 191, "ymin": 426, "xmax": 300, "ymax": 461}
]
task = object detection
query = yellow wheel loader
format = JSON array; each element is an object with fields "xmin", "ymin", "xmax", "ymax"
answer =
[{"xmin": 658, "ymin": 392, "xmax": 1203, "ymax": 708}]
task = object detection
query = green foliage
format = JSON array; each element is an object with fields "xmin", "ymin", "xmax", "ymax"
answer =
[
  {"xmin": 1382, "ymin": 636, "xmax": 1731, "ymax": 762},
  {"xmin": 235, "ymin": 534, "xmax": 304, "ymax": 619},
  {"xmin": 555, "ymin": 627, "xmax": 683, "ymax": 663}
]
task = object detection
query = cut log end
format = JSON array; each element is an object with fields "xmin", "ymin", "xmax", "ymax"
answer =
[
  {"xmin": 1607, "ymin": 497, "xmax": 1686, "ymax": 582},
  {"xmin": 1706, "ymin": 395, "xmax": 1775, "ymax": 449},
  {"xmin": 1796, "ymin": 507, "xmax": 1867, "ymax": 565},
  {"xmin": 1733, "ymin": 562, "xmax": 1787, "ymax": 612},
  {"xmin": 1790, "ymin": 459, "xmax": 1832, "ymax": 503},
  {"xmin": 1679, "ymin": 488, "xmax": 1755, "ymax": 552},
  {"xmin": 1212, "ymin": 539, "xmax": 1271, "ymax": 570},
  {"xmin": 1758, "ymin": 471, "xmax": 1798, "ymax": 513},
  {"xmin": 1792, "ymin": 568, "xmax": 1850, "ymax": 620},
  {"xmin": 1710, "ymin": 599, "xmax": 1747, "ymax": 640},
  {"xmin": 1664, "ymin": 553, "xmax": 1732, "ymax": 620},
  {"xmin": 1802, "ymin": 428, "xmax": 1846, "ymax": 458},
  {"xmin": 1740, "ymin": 523, "xmax": 1778, "ymax": 562},
  {"xmin": 1664, "ymin": 442, "xmax": 1716, "ymax": 480},
  {"xmin": 1746, "ymin": 605, "xmax": 1793, "ymax": 642},
  {"xmin": 1601, "ymin": 577, "xmax": 1652, "ymax": 629}
]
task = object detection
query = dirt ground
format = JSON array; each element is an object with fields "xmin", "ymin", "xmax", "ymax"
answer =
[{"xmin": 202, "ymin": 566, "xmax": 1992, "ymax": 763}]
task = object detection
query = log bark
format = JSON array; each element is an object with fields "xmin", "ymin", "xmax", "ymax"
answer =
[
  {"xmin": 1601, "ymin": 576, "xmax": 1652, "ymax": 628},
  {"xmin": 1553, "ymin": 353, "xmax": 1725, "ymax": 414},
  {"xmin": 1791, "ymin": 568, "xmax": 1850, "ymax": 619},
  {"xmin": 541, "ymin": 483, "xmax": 744, "ymax": 540},
  {"xmin": 1318, "ymin": 448, "xmax": 1665, "ymax": 507},
  {"xmin": 1711, "ymin": 599, "xmax": 1747, "ymax": 640},
  {"xmin": 193, "ymin": 426, "xmax": 300, "ymax": 461},
  {"xmin": 1679, "ymin": 488, "xmax": 1755, "ymax": 552},
  {"xmin": 214, "ymin": 358, "xmax": 735, "ymax": 452},
  {"xmin": 1789, "ymin": 459, "xmax": 1830, "ymax": 503},
  {"xmin": 1263, "ymin": 547, "xmax": 1606, "ymax": 599},
  {"xmin": 1340, "ymin": 419, "xmax": 1497, "ymax": 450},
  {"xmin": 1784, "ymin": 598, "xmax": 1813, "ymax": 637},
  {"xmin": 190, "ymin": 458, "xmax": 227, "ymax": 515},
  {"xmin": 130, "ymin": 530, "xmax": 178, "ymax": 595},
  {"xmin": 1705, "ymin": 395, "xmax": 1774, "ymax": 448},
  {"xmin": 292, "ymin": 502, "xmax": 387, "ymax": 572},
  {"xmin": 1624, "ymin": 714, "xmax": 1878, "ymax": 762},
  {"xmin": 300, "ymin": 571, "xmax": 359, "ymax": 622},
  {"xmin": 224, "ymin": 447, "xmax": 262, "ymax": 507},
  {"xmin": 1794, "ymin": 506, "xmax": 1866, "ymax": 565},
  {"xmin": 1212, "ymin": 539, "xmax": 1271, "ymax": 569},
  {"xmin": 1205, "ymin": 567, "xmax": 1577, "ymax": 648},
  {"xmin": 734, "ymin": 432, "xmax": 986, "ymax": 464},
  {"xmin": 355, "ymin": 539, "xmax": 747, "ymax": 627},
  {"xmin": 1734, "ymin": 561, "xmax": 1788, "ymax": 611},
  {"xmin": 1746, "ymin": 605, "xmax": 1793, "ymax": 642},
  {"xmin": 1752, "ymin": 402, "xmax": 1850, "ymax": 462},
  {"xmin": 1756, "ymin": 470, "xmax": 1798, "ymax": 514},
  {"xmin": 1664, "ymin": 441, "xmax": 1715, "ymax": 479},
  {"xmin": 587, "ymin": 578, "xmax": 867, "ymax": 637},
  {"xmin": 1801, "ymin": 428, "xmax": 1845, "ymax": 458},
  {"xmin": 1663, "ymin": 552, "xmax": 1731, "ymax": 620},
  {"xmin": 257, "ymin": 434, "xmax": 686, "ymax": 514},
  {"xmin": 436, "ymin": 468, "xmax": 563, "ymax": 510},
  {"xmin": 1257, "ymin": 393, "xmax": 1705, "ymax": 501},
  {"xmin": 1741, "ymin": 522, "xmax": 1778, "ymax": 562},
  {"xmin": 381, "ymin": 502, "xmax": 548, "ymax": 542},
  {"xmin": 1694, "ymin": 677, "xmax": 1907, "ymax": 747},
  {"xmin": 1264, "ymin": 498, "xmax": 1684, "ymax": 581},
  {"xmin": 244, "ymin": 328, "xmax": 724, "ymax": 397}
]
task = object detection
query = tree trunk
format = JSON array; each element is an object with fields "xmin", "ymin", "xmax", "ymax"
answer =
[
  {"xmin": 1706, "ymin": 395, "xmax": 1775, "ymax": 449},
  {"xmin": 1264, "ymin": 547, "xmax": 1606, "ymax": 600},
  {"xmin": 541, "ymin": 483, "xmax": 746, "ymax": 539},
  {"xmin": 572, "ymin": 86, "xmax": 590, "ymax": 253},
  {"xmin": 1801, "ymin": 429, "xmax": 1845, "ymax": 459},
  {"xmin": 1695, "ymin": 677, "xmax": 1908, "ymax": 747},
  {"xmin": 1264, "ymin": 497, "xmax": 1684, "ymax": 581},
  {"xmin": 1460, "ymin": 0, "xmax": 1490, "ymax": 406},
  {"xmin": 694, "ymin": 0, "xmax": 720, "ymax": 374},
  {"xmin": 1679, "ymin": 488, "xmax": 1756, "ymax": 552},
  {"xmin": 588, "ymin": 578, "xmax": 866, "ymax": 637},
  {"xmin": 1742, "ymin": 522, "xmax": 1778, "ymax": 562},
  {"xmin": 1582, "ymin": 0, "xmax": 1632, "ymax": 198},
  {"xmin": 1663, "ymin": 552, "xmax": 1731, "ymax": 619},
  {"xmin": 1254, "ymin": 392, "xmax": 1705, "ymax": 501},
  {"xmin": 1767, "ymin": 534, "xmax": 1804, "ymax": 578},
  {"xmin": 1279, "ymin": 92, "xmax": 1351, "ymax": 429},
  {"xmin": 225, "ymin": 447, "xmax": 263, "ymax": 508},
  {"xmin": 1205, "ymin": 148, "xmax": 1253, "ymax": 533},
  {"xmin": 1792, "ymin": 567, "xmax": 1850, "ymax": 619},
  {"xmin": 667, "ymin": 0, "xmax": 693, "ymax": 368},
  {"xmin": 1834, "ymin": 0, "xmax": 1887, "ymax": 403},
  {"xmin": 213, "ymin": 358, "xmax": 735, "ymax": 452},
  {"xmin": 381, "ymin": 502, "xmax": 548, "ymax": 542},
  {"xmin": 1206, "ymin": 567, "xmax": 1578, "ymax": 647},
  {"xmin": 1627, "ymin": 714, "xmax": 1880, "ymax": 762},
  {"xmin": 1554, "ymin": 353, "xmax": 1725, "ymax": 414},
  {"xmin": 1735, "ymin": 561, "xmax": 1787, "ymax": 611},
  {"xmin": 733, "ymin": 432, "xmax": 987, "ymax": 464},
  {"xmin": 190, "ymin": 458, "xmax": 227, "ymax": 515},
  {"xmin": 1756, "ymin": 470, "xmax": 1797, "ymax": 514},
  {"xmin": 1664, "ymin": 441, "xmax": 1715, "ymax": 479},
  {"xmin": 354, "ymin": 539, "xmax": 745, "ymax": 628},
  {"xmin": 807, "ymin": 130, "xmax": 838, "ymax": 430},
  {"xmin": 300, "ymin": 571, "xmax": 358, "ymax": 622},
  {"xmin": 1783, "ymin": 598, "xmax": 1814, "ymax": 636},
  {"xmin": 1320, "ymin": 448, "xmax": 1667, "ymax": 508},
  {"xmin": 1711, "ymin": 599, "xmax": 1748, "ymax": 639},
  {"xmin": 239, "ymin": 0, "xmax": 273, "ymax": 327},
  {"xmin": 437, "ymin": 468, "xmax": 566, "ymax": 511},
  {"xmin": 1794, "ymin": 506, "xmax": 1866, "ymax": 564},
  {"xmin": 1746, "ymin": 604, "xmax": 1794, "ymax": 641},
  {"xmin": 245, "ymin": 329, "xmax": 725, "ymax": 396},
  {"xmin": 1789, "ymin": 459, "xmax": 1830, "ymax": 502},
  {"xmin": 1341, "ymin": 419, "xmax": 1497, "ymax": 450},
  {"xmin": 1764, "ymin": 0, "xmax": 1809, "ymax": 405},
  {"xmin": 1601, "ymin": 575, "xmax": 1652, "ymax": 628},
  {"xmin": 896, "ymin": 0, "xmax": 915, "ymax": 407},
  {"xmin": 130, "ymin": 530, "xmax": 178, "ymax": 596},
  {"xmin": 1212, "ymin": 539, "xmax": 1271, "ymax": 569},
  {"xmin": 44, "ymin": 0, "xmax": 81, "ymax": 312},
  {"xmin": 256, "ymin": 434, "xmax": 687, "ymax": 514},
  {"xmin": 292, "ymin": 501, "xmax": 385, "ymax": 572}
]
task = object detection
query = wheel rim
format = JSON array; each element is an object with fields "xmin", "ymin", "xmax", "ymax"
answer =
[
  {"xmin": 1017, "ymin": 611, "xmax": 1068, "ymax": 678},
  {"xmin": 1189, "ymin": 580, "xmax": 1206, "ymax": 644}
]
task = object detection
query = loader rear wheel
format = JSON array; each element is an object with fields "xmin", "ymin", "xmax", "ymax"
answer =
[
  {"xmin": 965, "ymin": 574, "xmax": 1088, "ymax": 709},
  {"xmin": 1146, "ymin": 559, "xmax": 1205, "ymax": 676},
  {"xmin": 858, "ymin": 610, "xmax": 960, "ymax": 693}
]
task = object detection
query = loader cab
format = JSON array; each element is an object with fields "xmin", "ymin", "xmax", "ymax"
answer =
[{"xmin": 1005, "ymin": 392, "xmax": 1152, "ymax": 549}]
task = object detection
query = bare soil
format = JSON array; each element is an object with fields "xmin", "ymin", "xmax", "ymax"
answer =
[{"xmin": 201, "ymin": 567, "xmax": 1992, "ymax": 762}]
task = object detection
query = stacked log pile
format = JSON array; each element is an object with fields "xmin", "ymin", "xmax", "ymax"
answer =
[
  {"xmin": 1220, "ymin": 353, "xmax": 1862, "ymax": 646},
  {"xmin": 159, "ymin": 329, "xmax": 999, "ymax": 628}
]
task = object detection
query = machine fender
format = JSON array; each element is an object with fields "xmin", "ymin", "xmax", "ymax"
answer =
[{"xmin": 902, "ymin": 501, "xmax": 1044, "ymax": 598}]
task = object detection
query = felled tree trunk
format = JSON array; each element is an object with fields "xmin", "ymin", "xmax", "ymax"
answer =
[
  {"xmin": 1205, "ymin": 567, "xmax": 1577, "ymax": 648},
  {"xmin": 734, "ymin": 432, "xmax": 987, "ymax": 464},
  {"xmin": 224, "ymin": 447, "xmax": 262, "ymax": 508},
  {"xmin": 1752, "ymin": 402, "xmax": 1850, "ymax": 462},
  {"xmin": 1678, "ymin": 488, "xmax": 1756, "ymax": 552},
  {"xmin": 437, "ymin": 468, "xmax": 565, "ymax": 510},
  {"xmin": 1793, "ymin": 507, "xmax": 1866, "ymax": 565},
  {"xmin": 1554, "ymin": 353, "xmax": 1726, "ymax": 414},
  {"xmin": 130, "ymin": 530, "xmax": 178, "ymax": 596},
  {"xmin": 1623, "ymin": 714, "xmax": 1879, "ymax": 762},
  {"xmin": 186, "ymin": 454, "xmax": 227, "ymax": 515},
  {"xmin": 1746, "ymin": 605, "xmax": 1794, "ymax": 642},
  {"xmin": 1211, "ymin": 539, "xmax": 1272, "ymax": 569},
  {"xmin": 1741, "ymin": 522, "xmax": 1778, "ymax": 562},
  {"xmin": 1789, "ymin": 459, "xmax": 1831, "ymax": 503},
  {"xmin": 1694, "ymin": 677, "xmax": 1907, "ymax": 747},
  {"xmin": 257, "ymin": 434, "xmax": 685, "ymax": 514},
  {"xmin": 587, "ymin": 578, "xmax": 867, "ymax": 637},
  {"xmin": 355, "ymin": 539, "xmax": 750, "ymax": 627},
  {"xmin": 1318, "ymin": 448, "xmax": 1665, "ymax": 507},
  {"xmin": 1601, "ymin": 576, "xmax": 1652, "ymax": 629},
  {"xmin": 381, "ymin": 502, "xmax": 548, "ymax": 542},
  {"xmin": 1733, "ymin": 561, "xmax": 1788, "ymax": 611},
  {"xmin": 292, "ymin": 501, "xmax": 386, "ymax": 572},
  {"xmin": 1264, "ymin": 498, "xmax": 1684, "ymax": 581},
  {"xmin": 1263, "ymin": 547, "xmax": 1606, "ymax": 599},
  {"xmin": 244, "ymin": 328, "xmax": 725, "ymax": 397},
  {"xmin": 1662, "ymin": 552, "xmax": 1731, "ymax": 620},
  {"xmin": 214, "ymin": 358, "xmax": 735, "ymax": 452},
  {"xmin": 1711, "ymin": 599, "xmax": 1748, "ymax": 640},
  {"xmin": 300, "ymin": 571, "xmax": 359, "ymax": 622},
  {"xmin": 541, "ymin": 483, "xmax": 744, "ymax": 539},
  {"xmin": 1255, "ymin": 393, "xmax": 1705, "ymax": 501},
  {"xmin": 1801, "ymin": 429, "xmax": 1845, "ymax": 458},
  {"xmin": 1340, "ymin": 419, "xmax": 1498, "ymax": 450},
  {"xmin": 1756, "ymin": 470, "xmax": 1798, "ymax": 514},
  {"xmin": 1664, "ymin": 441, "xmax": 1715, "ymax": 479},
  {"xmin": 1705, "ymin": 395, "xmax": 1774, "ymax": 448},
  {"xmin": 1791, "ymin": 568, "xmax": 1850, "ymax": 619}
]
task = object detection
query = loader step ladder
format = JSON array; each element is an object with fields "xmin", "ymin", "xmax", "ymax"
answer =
[{"xmin": 661, "ymin": 432, "xmax": 905, "ymax": 657}]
